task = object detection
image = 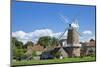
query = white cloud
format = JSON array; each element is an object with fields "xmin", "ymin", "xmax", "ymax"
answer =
[
  {"xmin": 89, "ymin": 36, "xmax": 95, "ymax": 40},
  {"xmin": 12, "ymin": 29, "xmax": 66, "ymax": 44},
  {"xmin": 32, "ymin": 29, "xmax": 53, "ymax": 38},
  {"xmin": 80, "ymin": 35, "xmax": 95, "ymax": 42},
  {"xmin": 80, "ymin": 30, "xmax": 95, "ymax": 42},
  {"xmin": 12, "ymin": 29, "xmax": 95, "ymax": 44},
  {"xmin": 12, "ymin": 31, "xmax": 26, "ymax": 39},
  {"xmin": 53, "ymin": 32, "xmax": 62, "ymax": 38},
  {"xmin": 82, "ymin": 30, "xmax": 92, "ymax": 35}
]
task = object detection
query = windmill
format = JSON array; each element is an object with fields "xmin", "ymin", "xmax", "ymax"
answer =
[
  {"xmin": 58, "ymin": 14, "xmax": 81, "ymax": 47},
  {"xmin": 58, "ymin": 14, "xmax": 82, "ymax": 57}
]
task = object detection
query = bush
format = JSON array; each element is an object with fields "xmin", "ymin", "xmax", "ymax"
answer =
[
  {"xmin": 12, "ymin": 48, "xmax": 27, "ymax": 61},
  {"xmin": 52, "ymin": 52, "xmax": 61, "ymax": 58},
  {"xmin": 32, "ymin": 51, "xmax": 37, "ymax": 56}
]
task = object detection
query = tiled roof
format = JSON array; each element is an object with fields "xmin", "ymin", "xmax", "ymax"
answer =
[{"xmin": 32, "ymin": 44, "xmax": 44, "ymax": 51}]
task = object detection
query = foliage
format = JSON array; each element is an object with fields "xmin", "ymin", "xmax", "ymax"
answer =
[
  {"xmin": 51, "ymin": 37, "xmax": 59, "ymax": 46},
  {"xmin": 32, "ymin": 51, "xmax": 37, "ymax": 56},
  {"xmin": 13, "ymin": 48, "xmax": 27, "ymax": 60},
  {"xmin": 52, "ymin": 51, "xmax": 61, "ymax": 58},
  {"xmin": 12, "ymin": 37, "xmax": 27, "ymax": 60},
  {"xmin": 37, "ymin": 36, "xmax": 59, "ymax": 48},
  {"xmin": 90, "ymin": 39, "xmax": 95, "ymax": 42},
  {"xmin": 23, "ymin": 41, "xmax": 34, "ymax": 49},
  {"xmin": 12, "ymin": 37, "xmax": 23, "ymax": 49}
]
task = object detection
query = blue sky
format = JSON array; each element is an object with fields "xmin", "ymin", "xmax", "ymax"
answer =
[{"xmin": 12, "ymin": 0, "xmax": 96, "ymax": 43}]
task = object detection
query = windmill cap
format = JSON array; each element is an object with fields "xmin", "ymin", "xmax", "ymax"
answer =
[{"xmin": 71, "ymin": 23, "xmax": 79, "ymax": 28}]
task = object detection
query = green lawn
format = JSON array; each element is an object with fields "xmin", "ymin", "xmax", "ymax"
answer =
[{"xmin": 12, "ymin": 56, "xmax": 96, "ymax": 66}]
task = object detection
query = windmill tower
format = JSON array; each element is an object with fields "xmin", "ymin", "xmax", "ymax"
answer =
[
  {"xmin": 67, "ymin": 20, "xmax": 81, "ymax": 57},
  {"xmin": 59, "ymin": 14, "xmax": 81, "ymax": 57},
  {"xmin": 67, "ymin": 19, "xmax": 80, "ymax": 47}
]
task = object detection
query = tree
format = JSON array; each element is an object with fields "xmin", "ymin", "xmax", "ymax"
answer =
[
  {"xmin": 13, "ymin": 48, "xmax": 27, "ymax": 61},
  {"xmin": 15, "ymin": 41, "xmax": 23, "ymax": 49},
  {"xmin": 51, "ymin": 37, "xmax": 59, "ymax": 46},
  {"xmin": 32, "ymin": 51, "xmax": 36, "ymax": 56},
  {"xmin": 37, "ymin": 36, "xmax": 51, "ymax": 48},
  {"xmin": 37, "ymin": 36, "xmax": 59, "ymax": 48},
  {"xmin": 23, "ymin": 41, "xmax": 34, "ymax": 49},
  {"xmin": 11, "ymin": 37, "xmax": 26, "ymax": 60},
  {"xmin": 12, "ymin": 37, "xmax": 17, "ymax": 48},
  {"xmin": 52, "ymin": 51, "xmax": 61, "ymax": 58},
  {"xmin": 90, "ymin": 39, "xmax": 95, "ymax": 42},
  {"xmin": 12, "ymin": 37, "xmax": 23, "ymax": 49}
]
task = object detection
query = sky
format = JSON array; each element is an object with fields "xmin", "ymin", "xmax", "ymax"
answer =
[{"xmin": 12, "ymin": 0, "xmax": 96, "ymax": 44}]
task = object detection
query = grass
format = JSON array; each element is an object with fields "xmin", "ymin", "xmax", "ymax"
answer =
[{"xmin": 12, "ymin": 56, "xmax": 96, "ymax": 66}]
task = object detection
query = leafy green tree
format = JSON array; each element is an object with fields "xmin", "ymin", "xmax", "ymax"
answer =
[
  {"xmin": 12, "ymin": 37, "xmax": 23, "ymax": 49},
  {"xmin": 12, "ymin": 37, "xmax": 17, "ymax": 48},
  {"xmin": 13, "ymin": 48, "xmax": 27, "ymax": 60},
  {"xmin": 90, "ymin": 39, "xmax": 95, "ymax": 42},
  {"xmin": 52, "ymin": 51, "xmax": 61, "ymax": 58},
  {"xmin": 11, "ymin": 37, "xmax": 26, "ymax": 60},
  {"xmin": 15, "ymin": 41, "xmax": 23, "ymax": 49},
  {"xmin": 32, "ymin": 51, "xmax": 37, "ymax": 56},
  {"xmin": 23, "ymin": 41, "xmax": 34, "ymax": 49},
  {"xmin": 51, "ymin": 37, "xmax": 59, "ymax": 46},
  {"xmin": 37, "ymin": 36, "xmax": 59, "ymax": 48},
  {"xmin": 38, "ymin": 36, "xmax": 51, "ymax": 48}
]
